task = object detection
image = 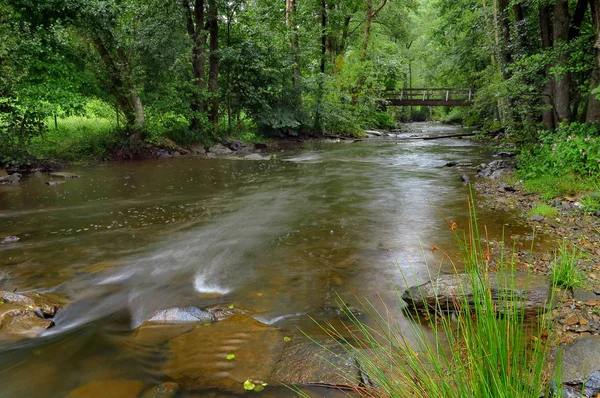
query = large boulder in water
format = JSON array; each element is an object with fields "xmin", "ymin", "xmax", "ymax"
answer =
[
  {"xmin": 402, "ymin": 271, "xmax": 552, "ymax": 316},
  {"xmin": 0, "ymin": 291, "xmax": 61, "ymax": 317}
]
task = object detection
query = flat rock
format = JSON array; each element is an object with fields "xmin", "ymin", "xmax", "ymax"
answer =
[
  {"xmin": 141, "ymin": 382, "xmax": 180, "ymax": 398},
  {"xmin": 529, "ymin": 214, "xmax": 546, "ymax": 222},
  {"xmin": 402, "ymin": 271, "xmax": 551, "ymax": 316},
  {"xmin": 66, "ymin": 379, "xmax": 144, "ymax": 398},
  {"xmin": 243, "ymin": 154, "xmax": 268, "ymax": 160},
  {"xmin": 49, "ymin": 172, "xmax": 80, "ymax": 179},
  {"xmin": 145, "ymin": 306, "xmax": 216, "ymax": 324},
  {"xmin": 560, "ymin": 336, "xmax": 600, "ymax": 385},
  {"xmin": 0, "ymin": 291, "xmax": 61, "ymax": 317},
  {"xmin": 574, "ymin": 290, "xmax": 599, "ymax": 303}
]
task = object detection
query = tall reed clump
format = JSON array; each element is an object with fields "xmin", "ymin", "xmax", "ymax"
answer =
[
  {"xmin": 310, "ymin": 196, "xmax": 556, "ymax": 398},
  {"xmin": 550, "ymin": 240, "xmax": 584, "ymax": 290}
]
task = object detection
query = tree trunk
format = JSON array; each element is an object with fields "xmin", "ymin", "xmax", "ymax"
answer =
[
  {"xmin": 207, "ymin": 0, "xmax": 219, "ymax": 128},
  {"xmin": 92, "ymin": 36, "xmax": 145, "ymax": 131},
  {"xmin": 587, "ymin": 0, "xmax": 600, "ymax": 121},
  {"xmin": 315, "ymin": 0, "xmax": 327, "ymax": 131},
  {"xmin": 360, "ymin": 0, "xmax": 373, "ymax": 63},
  {"xmin": 286, "ymin": 0, "xmax": 302, "ymax": 108},
  {"xmin": 540, "ymin": 5, "xmax": 555, "ymax": 129},
  {"xmin": 553, "ymin": 0, "xmax": 571, "ymax": 123},
  {"xmin": 184, "ymin": 0, "xmax": 207, "ymax": 131}
]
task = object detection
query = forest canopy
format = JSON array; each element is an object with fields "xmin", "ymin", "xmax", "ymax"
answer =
[{"xmin": 1, "ymin": 0, "xmax": 600, "ymax": 169}]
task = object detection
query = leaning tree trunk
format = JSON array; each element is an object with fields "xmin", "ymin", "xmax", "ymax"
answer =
[
  {"xmin": 552, "ymin": 0, "xmax": 571, "ymax": 123},
  {"xmin": 207, "ymin": 0, "xmax": 219, "ymax": 128}
]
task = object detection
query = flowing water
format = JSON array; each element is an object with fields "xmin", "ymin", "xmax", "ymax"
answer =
[{"xmin": 0, "ymin": 123, "xmax": 542, "ymax": 397}]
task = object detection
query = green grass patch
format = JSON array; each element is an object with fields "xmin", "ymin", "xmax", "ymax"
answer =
[
  {"xmin": 551, "ymin": 241, "xmax": 584, "ymax": 290},
  {"xmin": 528, "ymin": 203, "xmax": 559, "ymax": 218},
  {"xmin": 30, "ymin": 116, "xmax": 117, "ymax": 161},
  {"xmin": 522, "ymin": 174, "xmax": 597, "ymax": 201}
]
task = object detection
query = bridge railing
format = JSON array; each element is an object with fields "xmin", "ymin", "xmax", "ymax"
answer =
[{"xmin": 384, "ymin": 88, "xmax": 474, "ymax": 104}]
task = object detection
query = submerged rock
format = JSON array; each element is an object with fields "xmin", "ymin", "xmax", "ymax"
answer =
[
  {"xmin": 0, "ymin": 291, "xmax": 62, "ymax": 339},
  {"xmin": 0, "ymin": 304, "xmax": 54, "ymax": 338},
  {"xmin": 141, "ymin": 382, "xmax": 179, "ymax": 398},
  {"xmin": 145, "ymin": 306, "xmax": 216, "ymax": 324},
  {"xmin": 0, "ymin": 173, "xmax": 21, "ymax": 184},
  {"xmin": 274, "ymin": 339, "xmax": 360, "ymax": 386},
  {"xmin": 164, "ymin": 314, "xmax": 285, "ymax": 392},
  {"xmin": 205, "ymin": 304, "xmax": 250, "ymax": 321},
  {"xmin": 49, "ymin": 172, "xmax": 80, "ymax": 179},
  {"xmin": 1, "ymin": 236, "xmax": 19, "ymax": 244},
  {"xmin": 402, "ymin": 271, "xmax": 552, "ymax": 316},
  {"xmin": 164, "ymin": 314, "xmax": 360, "ymax": 393},
  {"xmin": 45, "ymin": 181, "xmax": 64, "ymax": 186},
  {"xmin": 66, "ymin": 379, "xmax": 144, "ymax": 398},
  {"xmin": 0, "ymin": 291, "xmax": 61, "ymax": 317}
]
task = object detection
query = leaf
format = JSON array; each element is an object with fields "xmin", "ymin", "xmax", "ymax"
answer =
[
  {"xmin": 253, "ymin": 385, "xmax": 264, "ymax": 392},
  {"xmin": 226, "ymin": 354, "xmax": 235, "ymax": 360},
  {"xmin": 228, "ymin": 304, "xmax": 234, "ymax": 309},
  {"xmin": 283, "ymin": 336, "xmax": 291, "ymax": 342},
  {"xmin": 243, "ymin": 379, "xmax": 255, "ymax": 391}
]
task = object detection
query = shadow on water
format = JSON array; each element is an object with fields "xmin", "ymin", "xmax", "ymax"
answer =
[{"xmin": 0, "ymin": 123, "xmax": 545, "ymax": 397}]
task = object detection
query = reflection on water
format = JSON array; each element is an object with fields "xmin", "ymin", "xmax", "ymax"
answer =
[{"xmin": 0, "ymin": 123, "xmax": 541, "ymax": 397}]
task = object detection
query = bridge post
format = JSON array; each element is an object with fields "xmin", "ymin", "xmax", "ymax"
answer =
[
  {"xmin": 446, "ymin": 90, "xmax": 449, "ymax": 102},
  {"xmin": 468, "ymin": 89, "xmax": 472, "ymax": 101}
]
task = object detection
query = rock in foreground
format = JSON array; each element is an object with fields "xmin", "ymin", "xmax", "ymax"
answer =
[
  {"xmin": 145, "ymin": 306, "xmax": 216, "ymax": 324},
  {"xmin": 0, "ymin": 291, "xmax": 62, "ymax": 339},
  {"xmin": 402, "ymin": 272, "xmax": 551, "ymax": 316},
  {"xmin": 558, "ymin": 336, "xmax": 600, "ymax": 397}
]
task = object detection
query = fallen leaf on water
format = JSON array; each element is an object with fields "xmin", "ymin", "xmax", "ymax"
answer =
[
  {"xmin": 226, "ymin": 354, "xmax": 235, "ymax": 360},
  {"xmin": 284, "ymin": 336, "xmax": 291, "ymax": 342},
  {"xmin": 243, "ymin": 380, "xmax": 255, "ymax": 391},
  {"xmin": 228, "ymin": 304, "xmax": 234, "ymax": 309}
]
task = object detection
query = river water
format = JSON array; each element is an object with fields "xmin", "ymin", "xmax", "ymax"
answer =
[{"xmin": 0, "ymin": 123, "xmax": 539, "ymax": 397}]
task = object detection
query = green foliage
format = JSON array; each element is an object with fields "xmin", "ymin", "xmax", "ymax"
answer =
[
  {"xmin": 580, "ymin": 191, "xmax": 600, "ymax": 214},
  {"xmin": 0, "ymin": 97, "xmax": 47, "ymax": 167},
  {"xmin": 551, "ymin": 241, "xmax": 584, "ymax": 290},
  {"xmin": 522, "ymin": 174, "xmax": 596, "ymax": 200},
  {"xmin": 519, "ymin": 123, "xmax": 600, "ymax": 181},
  {"xmin": 528, "ymin": 204, "xmax": 558, "ymax": 218}
]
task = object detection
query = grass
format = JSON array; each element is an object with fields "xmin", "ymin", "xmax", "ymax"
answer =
[
  {"xmin": 551, "ymin": 240, "xmax": 584, "ymax": 290},
  {"xmin": 528, "ymin": 204, "xmax": 559, "ymax": 218},
  {"xmin": 523, "ymin": 174, "xmax": 598, "ymax": 202},
  {"xmin": 302, "ymin": 198, "xmax": 556, "ymax": 398},
  {"xmin": 30, "ymin": 116, "xmax": 117, "ymax": 161}
]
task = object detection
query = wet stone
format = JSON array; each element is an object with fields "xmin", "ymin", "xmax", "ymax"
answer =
[
  {"xmin": 273, "ymin": 339, "xmax": 360, "ymax": 386},
  {"xmin": 574, "ymin": 290, "xmax": 599, "ymax": 303},
  {"xmin": 0, "ymin": 304, "xmax": 54, "ymax": 338},
  {"xmin": 163, "ymin": 314, "xmax": 286, "ymax": 392},
  {"xmin": 145, "ymin": 306, "xmax": 217, "ymax": 324},
  {"xmin": 45, "ymin": 181, "xmax": 64, "ymax": 186},
  {"xmin": 0, "ymin": 173, "xmax": 21, "ymax": 184},
  {"xmin": 0, "ymin": 290, "xmax": 61, "ymax": 317},
  {"xmin": 560, "ymin": 336, "xmax": 600, "ymax": 386},
  {"xmin": 402, "ymin": 271, "xmax": 552, "ymax": 316},
  {"xmin": 205, "ymin": 304, "xmax": 250, "ymax": 321},
  {"xmin": 49, "ymin": 172, "xmax": 80, "ymax": 179},
  {"xmin": 141, "ymin": 382, "xmax": 180, "ymax": 398},
  {"xmin": 529, "ymin": 214, "xmax": 546, "ymax": 222},
  {"xmin": 1, "ymin": 236, "xmax": 19, "ymax": 244}
]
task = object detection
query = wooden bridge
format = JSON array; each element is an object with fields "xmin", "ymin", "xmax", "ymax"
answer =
[{"xmin": 384, "ymin": 88, "xmax": 474, "ymax": 107}]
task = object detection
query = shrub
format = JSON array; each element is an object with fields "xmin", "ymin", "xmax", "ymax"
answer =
[{"xmin": 519, "ymin": 122, "xmax": 600, "ymax": 179}]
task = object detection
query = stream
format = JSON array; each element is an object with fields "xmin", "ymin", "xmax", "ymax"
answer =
[{"xmin": 0, "ymin": 123, "xmax": 542, "ymax": 397}]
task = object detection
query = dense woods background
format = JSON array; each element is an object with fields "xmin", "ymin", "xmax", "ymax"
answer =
[{"xmin": 1, "ymin": 0, "xmax": 600, "ymax": 177}]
